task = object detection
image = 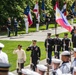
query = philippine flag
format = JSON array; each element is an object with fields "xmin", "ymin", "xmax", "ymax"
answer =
[
  {"xmin": 61, "ymin": 3, "xmax": 67, "ymax": 16},
  {"xmin": 33, "ymin": 2, "xmax": 40, "ymax": 22},
  {"xmin": 24, "ymin": 5, "xmax": 33, "ymax": 26},
  {"xmin": 56, "ymin": 7, "xmax": 73, "ymax": 32}
]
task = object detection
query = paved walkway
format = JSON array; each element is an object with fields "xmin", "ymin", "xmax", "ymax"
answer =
[
  {"xmin": 0, "ymin": 27, "xmax": 69, "ymax": 75},
  {"xmin": 0, "ymin": 27, "xmax": 68, "ymax": 42}
]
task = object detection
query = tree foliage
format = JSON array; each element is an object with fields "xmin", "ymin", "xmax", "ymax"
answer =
[{"xmin": 0, "ymin": 0, "xmax": 75, "ymax": 26}]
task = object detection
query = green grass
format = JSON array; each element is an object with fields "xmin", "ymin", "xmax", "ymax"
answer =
[{"xmin": 0, "ymin": 40, "xmax": 46, "ymax": 71}]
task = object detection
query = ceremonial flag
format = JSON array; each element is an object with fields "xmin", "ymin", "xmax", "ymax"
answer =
[
  {"xmin": 24, "ymin": 5, "xmax": 33, "ymax": 26},
  {"xmin": 54, "ymin": 1, "xmax": 59, "ymax": 10},
  {"xmin": 61, "ymin": 3, "xmax": 67, "ymax": 16},
  {"xmin": 41, "ymin": 0, "xmax": 45, "ymax": 11},
  {"xmin": 56, "ymin": 6, "xmax": 73, "ymax": 32},
  {"xmin": 33, "ymin": 2, "xmax": 40, "ymax": 22}
]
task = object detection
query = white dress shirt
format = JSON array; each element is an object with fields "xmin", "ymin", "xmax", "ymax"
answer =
[{"xmin": 0, "ymin": 50, "xmax": 9, "ymax": 63}]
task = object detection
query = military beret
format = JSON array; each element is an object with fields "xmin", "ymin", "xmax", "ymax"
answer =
[
  {"xmin": 64, "ymin": 33, "xmax": 68, "ymax": 36},
  {"xmin": 52, "ymin": 58, "xmax": 61, "ymax": 64},
  {"xmin": 37, "ymin": 64, "xmax": 47, "ymax": 72},
  {"xmin": 47, "ymin": 33, "xmax": 51, "ymax": 36},
  {"xmin": 0, "ymin": 43, "xmax": 4, "ymax": 48},
  {"xmin": 61, "ymin": 51, "xmax": 70, "ymax": 56}
]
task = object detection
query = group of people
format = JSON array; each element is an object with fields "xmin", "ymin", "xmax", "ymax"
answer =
[
  {"xmin": 0, "ymin": 26, "xmax": 76, "ymax": 75},
  {"xmin": 7, "ymin": 17, "xmax": 18, "ymax": 37}
]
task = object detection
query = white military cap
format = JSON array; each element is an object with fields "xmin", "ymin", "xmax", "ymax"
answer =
[
  {"xmin": 31, "ymin": 71, "xmax": 40, "ymax": 75},
  {"xmin": 0, "ymin": 43, "xmax": 4, "ymax": 48},
  {"xmin": 73, "ymin": 67, "xmax": 76, "ymax": 72},
  {"xmin": 8, "ymin": 72, "xmax": 15, "ymax": 75},
  {"xmin": 73, "ymin": 48, "xmax": 76, "ymax": 52},
  {"xmin": 22, "ymin": 69, "xmax": 32, "ymax": 75},
  {"xmin": 62, "ymin": 74, "xmax": 71, "ymax": 75},
  {"xmin": 52, "ymin": 58, "xmax": 61, "ymax": 64},
  {"xmin": 61, "ymin": 51, "xmax": 70, "ymax": 56},
  {"xmin": 37, "ymin": 64, "xmax": 47, "ymax": 71}
]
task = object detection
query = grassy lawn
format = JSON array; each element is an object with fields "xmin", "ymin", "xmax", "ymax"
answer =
[{"xmin": 0, "ymin": 40, "xmax": 46, "ymax": 71}]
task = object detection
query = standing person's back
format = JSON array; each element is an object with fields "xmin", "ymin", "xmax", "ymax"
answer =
[{"xmin": 0, "ymin": 43, "xmax": 9, "ymax": 63}]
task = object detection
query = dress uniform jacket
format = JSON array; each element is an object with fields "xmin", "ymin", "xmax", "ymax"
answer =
[
  {"xmin": 45, "ymin": 38, "xmax": 54, "ymax": 52},
  {"xmin": 52, "ymin": 69, "xmax": 62, "ymax": 75},
  {"xmin": 0, "ymin": 51, "xmax": 9, "ymax": 63},
  {"xmin": 60, "ymin": 62, "xmax": 71, "ymax": 74},
  {"xmin": 53, "ymin": 38, "xmax": 62, "ymax": 52},
  {"xmin": 72, "ymin": 34, "xmax": 76, "ymax": 47},
  {"xmin": 7, "ymin": 20, "xmax": 11, "ymax": 29},
  {"xmin": 62, "ymin": 38, "xmax": 71, "ymax": 51}
]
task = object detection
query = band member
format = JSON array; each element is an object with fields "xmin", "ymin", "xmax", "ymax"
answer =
[
  {"xmin": 44, "ymin": 33, "xmax": 54, "ymax": 65},
  {"xmin": 13, "ymin": 45, "xmax": 26, "ymax": 75},
  {"xmin": 7, "ymin": 17, "xmax": 11, "ymax": 37},
  {"xmin": 14, "ymin": 18, "xmax": 18, "ymax": 36},
  {"xmin": 0, "ymin": 43, "xmax": 9, "ymax": 63},
  {"xmin": 36, "ymin": 64, "xmax": 47, "ymax": 75},
  {"xmin": 51, "ymin": 58, "xmax": 62, "ymax": 75},
  {"xmin": 60, "ymin": 51, "xmax": 71, "ymax": 74},
  {"xmin": 26, "ymin": 40, "xmax": 41, "ymax": 71},
  {"xmin": 72, "ymin": 29, "xmax": 76, "ymax": 48},
  {"xmin": 53, "ymin": 34, "xmax": 62, "ymax": 59},
  {"xmin": 62, "ymin": 33, "xmax": 71, "ymax": 51}
]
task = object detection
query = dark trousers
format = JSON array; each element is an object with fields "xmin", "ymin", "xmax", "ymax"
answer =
[
  {"xmin": 17, "ymin": 63, "xmax": 24, "ymax": 75},
  {"xmin": 47, "ymin": 51, "xmax": 52, "ymax": 64},
  {"xmin": 31, "ymin": 57, "xmax": 38, "ymax": 71},
  {"xmin": 14, "ymin": 27, "xmax": 18, "ymax": 36},
  {"xmin": 7, "ymin": 28, "xmax": 11, "ymax": 37},
  {"xmin": 46, "ymin": 22, "xmax": 49, "ymax": 30}
]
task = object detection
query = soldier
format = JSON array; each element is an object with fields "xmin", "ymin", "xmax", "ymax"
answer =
[
  {"xmin": 24, "ymin": 15, "xmax": 29, "ymax": 34},
  {"xmin": 13, "ymin": 45, "xmax": 26, "ymax": 75},
  {"xmin": 51, "ymin": 58, "xmax": 62, "ymax": 75},
  {"xmin": 26, "ymin": 40, "xmax": 41, "ymax": 71},
  {"xmin": 0, "ymin": 43, "xmax": 9, "ymax": 63},
  {"xmin": 53, "ymin": 34, "xmax": 62, "ymax": 59},
  {"xmin": 72, "ymin": 29, "xmax": 76, "ymax": 48},
  {"xmin": 14, "ymin": 18, "xmax": 18, "ymax": 36},
  {"xmin": 44, "ymin": 33, "xmax": 54, "ymax": 65},
  {"xmin": 62, "ymin": 33, "xmax": 71, "ymax": 51},
  {"xmin": 7, "ymin": 17, "xmax": 11, "ymax": 37},
  {"xmin": 60, "ymin": 51, "xmax": 71, "ymax": 74},
  {"xmin": 36, "ymin": 64, "xmax": 47, "ymax": 75}
]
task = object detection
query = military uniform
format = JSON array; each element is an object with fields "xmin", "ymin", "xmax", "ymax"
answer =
[
  {"xmin": 53, "ymin": 37, "xmax": 62, "ymax": 59},
  {"xmin": 45, "ymin": 38, "xmax": 54, "ymax": 64},
  {"xmin": 62, "ymin": 38, "xmax": 71, "ymax": 51},
  {"xmin": 72, "ymin": 33, "xmax": 76, "ymax": 48},
  {"xmin": 26, "ymin": 45, "xmax": 41, "ymax": 71},
  {"xmin": 60, "ymin": 51, "xmax": 71, "ymax": 74},
  {"xmin": 14, "ymin": 19, "xmax": 18, "ymax": 36},
  {"xmin": 7, "ymin": 19, "xmax": 11, "ymax": 37}
]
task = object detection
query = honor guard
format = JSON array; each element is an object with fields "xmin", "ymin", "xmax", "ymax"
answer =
[
  {"xmin": 72, "ymin": 29, "xmax": 76, "ymax": 48},
  {"xmin": 62, "ymin": 33, "xmax": 71, "ymax": 51},
  {"xmin": 14, "ymin": 18, "xmax": 18, "ymax": 36},
  {"xmin": 24, "ymin": 15, "xmax": 29, "ymax": 34},
  {"xmin": 44, "ymin": 33, "xmax": 54, "ymax": 65},
  {"xmin": 73, "ymin": 67, "xmax": 76, "ymax": 75},
  {"xmin": 0, "ymin": 43, "xmax": 9, "ymax": 63},
  {"xmin": 13, "ymin": 45, "xmax": 26, "ymax": 75},
  {"xmin": 51, "ymin": 58, "xmax": 62, "ymax": 75},
  {"xmin": 7, "ymin": 17, "xmax": 11, "ymax": 37},
  {"xmin": 60, "ymin": 51, "xmax": 71, "ymax": 74},
  {"xmin": 26, "ymin": 40, "xmax": 41, "ymax": 71},
  {"xmin": 36, "ymin": 64, "xmax": 47, "ymax": 75},
  {"xmin": 53, "ymin": 34, "xmax": 62, "ymax": 59},
  {"xmin": 72, "ymin": 48, "xmax": 76, "ymax": 67},
  {"xmin": 0, "ymin": 63, "xmax": 10, "ymax": 75}
]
